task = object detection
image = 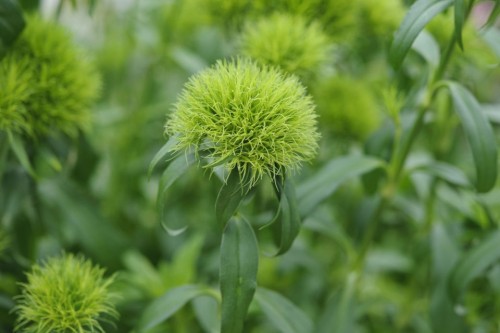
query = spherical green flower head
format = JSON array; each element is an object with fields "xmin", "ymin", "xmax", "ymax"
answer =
[
  {"xmin": 0, "ymin": 15, "xmax": 100, "ymax": 138},
  {"xmin": 166, "ymin": 58, "xmax": 320, "ymax": 188},
  {"xmin": 239, "ymin": 13, "xmax": 330, "ymax": 79},
  {"xmin": 314, "ymin": 76, "xmax": 380, "ymax": 140},
  {"xmin": 359, "ymin": 0, "xmax": 404, "ymax": 38},
  {"xmin": 14, "ymin": 253, "xmax": 117, "ymax": 333}
]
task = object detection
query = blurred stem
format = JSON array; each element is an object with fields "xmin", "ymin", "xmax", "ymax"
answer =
[{"xmin": 355, "ymin": 20, "xmax": 462, "ymax": 270}]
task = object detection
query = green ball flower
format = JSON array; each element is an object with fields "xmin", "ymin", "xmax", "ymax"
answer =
[
  {"xmin": 0, "ymin": 15, "xmax": 100, "ymax": 138},
  {"xmin": 239, "ymin": 13, "xmax": 331, "ymax": 79},
  {"xmin": 314, "ymin": 76, "xmax": 380, "ymax": 140},
  {"xmin": 14, "ymin": 253, "xmax": 117, "ymax": 333},
  {"xmin": 166, "ymin": 58, "xmax": 320, "ymax": 187}
]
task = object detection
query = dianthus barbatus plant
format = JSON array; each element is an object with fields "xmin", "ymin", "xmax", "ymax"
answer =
[
  {"xmin": 150, "ymin": 57, "xmax": 320, "ymax": 333},
  {"xmin": 239, "ymin": 13, "xmax": 331, "ymax": 80},
  {"xmin": 14, "ymin": 253, "xmax": 117, "ymax": 333},
  {"xmin": 0, "ymin": 15, "xmax": 100, "ymax": 138},
  {"xmin": 165, "ymin": 57, "xmax": 319, "ymax": 189}
]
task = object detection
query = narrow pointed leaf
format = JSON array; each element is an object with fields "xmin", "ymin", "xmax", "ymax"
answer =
[
  {"xmin": 157, "ymin": 153, "xmax": 195, "ymax": 234},
  {"xmin": 412, "ymin": 30, "xmax": 441, "ymax": 67},
  {"xmin": 454, "ymin": 0, "xmax": 467, "ymax": 49},
  {"xmin": 390, "ymin": 0, "xmax": 453, "ymax": 69},
  {"xmin": 255, "ymin": 287, "xmax": 313, "ymax": 333},
  {"xmin": 7, "ymin": 130, "xmax": 36, "ymax": 178},
  {"xmin": 271, "ymin": 178, "xmax": 301, "ymax": 256},
  {"xmin": 297, "ymin": 155, "xmax": 384, "ymax": 216},
  {"xmin": 485, "ymin": 0, "xmax": 500, "ymax": 28},
  {"xmin": 414, "ymin": 161, "xmax": 471, "ymax": 188},
  {"xmin": 0, "ymin": 0, "xmax": 25, "ymax": 59},
  {"xmin": 148, "ymin": 135, "xmax": 178, "ymax": 178},
  {"xmin": 449, "ymin": 230, "xmax": 500, "ymax": 302},
  {"xmin": 446, "ymin": 82, "xmax": 498, "ymax": 192},
  {"xmin": 216, "ymin": 170, "xmax": 248, "ymax": 226},
  {"xmin": 136, "ymin": 285, "xmax": 211, "ymax": 332},
  {"xmin": 220, "ymin": 217, "xmax": 258, "ymax": 333}
]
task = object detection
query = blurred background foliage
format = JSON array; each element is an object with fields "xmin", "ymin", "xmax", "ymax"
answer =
[{"xmin": 1, "ymin": 0, "xmax": 500, "ymax": 332}]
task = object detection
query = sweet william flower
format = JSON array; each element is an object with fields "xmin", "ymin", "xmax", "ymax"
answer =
[
  {"xmin": 239, "ymin": 13, "xmax": 331, "ymax": 79},
  {"xmin": 165, "ymin": 58, "xmax": 320, "ymax": 188},
  {"xmin": 14, "ymin": 253, "xmax": 117, "ymax": 333},
  {"xmin": 0, "ymin": 15, "xmax": 100, "ymax": 138}
]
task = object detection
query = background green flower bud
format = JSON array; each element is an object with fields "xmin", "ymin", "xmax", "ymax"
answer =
[
  {"xmin": 14, "ymin": 253, "xmax": 117, "ymax": 333},
  {"xmin": 314, "ymin": 76, "xmax": 381, "ymax": 140},
  {"xmin": 0, "ymin": 15, "xmax": 100, "ymax": 138},
  {"xmin": 166, "ymin": 58, "xmax": 320, "ymax": 187},
  {"xmin": 239, "ymin": 13, "xmax": 331, "ymax": 79}
]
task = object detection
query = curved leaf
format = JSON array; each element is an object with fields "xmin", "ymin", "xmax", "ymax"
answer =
[
  {"xmin": 412, "ymin": 30, "xmax": 441, "ymax": 67},
  {"xmin": 297, "ymin": 155, "xmax": 384, "ymax": 216},
  {"xmin": 413, "ymin": 161, "xmax": 471, "ymax": 188},
  {"xmin": 390, "ymin": 0, "xmax": 453, "ymax": 69},
  {"xmin": 271, "ymin": 178, "xmax": 301, "ymax": 256},
  {"xmin": 454, "ymin": 0, "xmax": 467, "ymax": 49},
  {"xmin": 0, "ymin": 0, "xmax": 25, "ymax": 59},
  {"xmin": 485, "ymin": 0, "xmax": 500, "ymax": 28},
  {"xmin": 136, "ymin": 284, "xmax": 212, "ymax": 333},
  {"xmin": 255, "ymin": 287, "xmax": 313, "ymax": 333},
  {"xmin": 445, "ymin": 82, "xmax": 498, "ymax": 192},
  {"xmin": 448, "ymin": 230, "xmax": 500, "ymax": 302},
  {"xmin": 220, "ymin": 217, "xmax": 259, "ymax": 333},
  {"xmin": 216, "ymin": 170, "xmax": 249, "ymax": 226},
  {"xmin": 148, "ymin": 135, "xmax": 178, "ymax": 178},
  {"xmin": 157, "ymin": 153, "xmax": 195, "ymax": 235}
]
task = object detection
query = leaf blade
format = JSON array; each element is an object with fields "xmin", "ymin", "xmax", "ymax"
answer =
[
  {"xmin": 0, "ymin": 0, "xmax": 25, "ymax": 59},
  {"xmin": 136, "ymin": 284, "xmax": 211, "ymax": 332},
  {"xmin": 446, "ymin": 82, "xmax": 498, "ymax": 192},
  {"xmin": 255, "ymin": 287, "xmax": 313, "ymax": 333},
  {"xmin": 220, "ymin": 217, "xmax": 259, "ymax": 333},
  {"xmin": 297, "ymin": 155, "xmax": 384, "ymax": 216},
  {"xmin": 390, "ymin": 0, "xmax": 453, "ymax": 69}
]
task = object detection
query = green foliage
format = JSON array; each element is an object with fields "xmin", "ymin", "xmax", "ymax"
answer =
[
  {"xmin": 239, "ymin": 13, "xmax": 331, "ymax": 79},
  {"xmin": 14, "ymin": 253, "xmax": 117, "ymax": 333},
  {"xmin": 166, "ymin": 58, "xmax": 320, "ymax": 188},
  {"xmin": 0, "ymin": 15, "xmax": 100, "ymax": 138},
  {"xmin": 314, "ymin": 76, "xmax": 381, "ymax": 140}
]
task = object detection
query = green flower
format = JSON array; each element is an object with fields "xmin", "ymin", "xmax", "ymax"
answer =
[
  {"xmin": 14, "ymin": 253, "xmax": 117, "ymax": 333},
  {"xmin": 0, "ymin": 15, "xmax": 100, "ymax": 138},
  {"xmin": 239, "ymin": 13, "xmax": 331, "ymax": 79},
  {"xmin": 314, "ymin": 76, "xmax": 380, "ymax": 140},
  {"xmin": 359, "ymin": 0, "xmax": 404, "ymax": 38},
  {"xmin": 166, "ymin": 58, "xmax": 319, "ymax": 187}
]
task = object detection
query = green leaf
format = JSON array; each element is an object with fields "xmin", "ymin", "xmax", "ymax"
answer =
[
  {"xmin": 0, "ymin": 0, "xmax": 25, "ymax": 59},
  {"xmin": 148, "ymin": 135, "xmax": 178, "ymax": 178},
  {"xmin": 254, "ymin": 287, "xmax": 313, "ymax": 333},
  {"xmin": 485, "ymin": 0, "xmax": 500, "ymax": 28},
  {"xmin": 271, "ymin": 178, "xmax": 301, "ymax": 256},
  {"xmin": 413, "ymin": 161, "xmax": 470, "ymax": 188},
  {"xmin": 297, "ymin": 155, "xmax": 384, "ymax": 216},
  {"xmin": 445, "ymin": 82, "xmax": 498, "ymax": 193},
  {"xmin": 220, "ymin": 217, "xmax": 258, "ymax": 333},
  {"xmin": 157, "ymin": 153, "xmax": 195, "ymax": 235},
  {"xmin": 136, "ymin": 284, "xmax": 211, "ymax": 333},
  {"xmin": 412, "ymin": 30, "xmax": 440, "ymax": 67},
  {"xmin": 390, "ymin": 0, "xmax": 453, "ymax": 69},
  {"xmin": 192, "ymin": 295, "xmax": 220, "ymax": 333},
  {"xmin": 7, "ymin": 130, "xmax": 36, "ymax": 178},
  {"xmin": 454, "ymin": 0, "xmax": 467, "ymax": 49},
  {"xmin": 448, "ymin": 230, "xmax": 500, "ymax": 302},
  {"xmin": 216, "ymin": 170, "xmax": 248, "ymax": 226}
]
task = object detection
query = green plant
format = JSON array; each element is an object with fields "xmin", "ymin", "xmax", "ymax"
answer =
[
  {"xmin": 239, "ymin": 13, "xmax": 331, "ymax": 80},
  {"xmin": 14, "ymin": 253, "xmax": 118, "ymax": 333},
  {"xmin": 165, "ymin": 57, "xmax": 319, "ymax": 188}
]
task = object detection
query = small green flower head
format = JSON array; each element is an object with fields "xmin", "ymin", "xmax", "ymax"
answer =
[
  {"xmin": 14, "ymin": 253, "xmax": 117, "ymax": 333},
  {"xmin": 166, "ymin": 58, "xmax": 319, "ymax": 187},
  {"xmin": 0, "ymin": 15, "xmax": 100, "ymax": 138},
  {"xmin": 239, "ymin": 13, "xmax": 331, "ymax": 79},
  {"xmin": 359, "ymin": 0, "xmax": 404, "ymax": 38},
  {"xmin": 314, "ymin": 76, "xmax": 380, "ymax": 140}
]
